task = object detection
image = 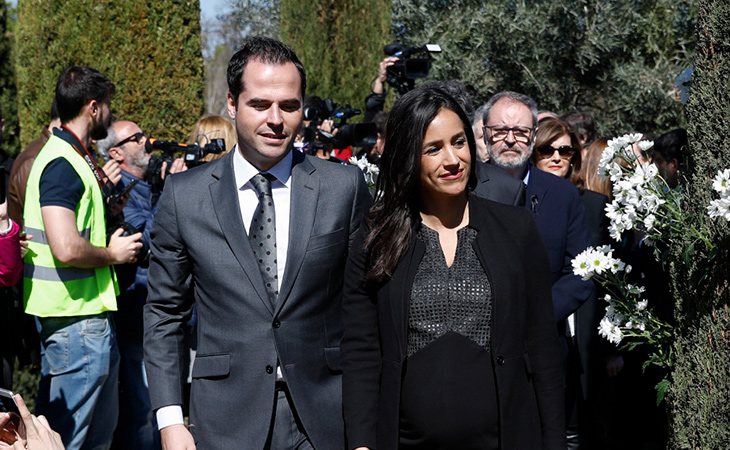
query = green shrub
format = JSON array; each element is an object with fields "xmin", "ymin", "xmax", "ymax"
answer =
[{"xmin": 14, "ymin": 0, "xmax": 204, "ymax": 146}]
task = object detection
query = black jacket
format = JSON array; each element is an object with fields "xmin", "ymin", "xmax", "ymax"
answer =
[{"xmin": 342, "ymin": 195, "xmax": 565, "ymax": 450}]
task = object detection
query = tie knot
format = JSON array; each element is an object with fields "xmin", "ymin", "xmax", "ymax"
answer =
[{"xmin": 250, "ymin": 173, "xmax": 275, "ymax": 196}]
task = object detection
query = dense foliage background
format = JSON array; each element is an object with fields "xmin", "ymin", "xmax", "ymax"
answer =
[
  {"xmin": 0, "ymin": 1, "xmax": 18, "ymax": 155},
  {"xmin": 14, "ymin": 0, "xmax": 204, "ymax": 147},
  {"xmin": 391, "ymin": 0, "xmax": 696, "ymax": 136}
]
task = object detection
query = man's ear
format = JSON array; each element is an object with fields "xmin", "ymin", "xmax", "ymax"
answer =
[
  {"xmin": 108, "ymin": 147, "xmax": 124, "ymax": 163},
  {"xmin": 87, "ymin": 99, "xmax": 99, "ymax": 116},
  {"xmin": 226, "ymin": 92, "xmax": 237, "ymax": 120}
]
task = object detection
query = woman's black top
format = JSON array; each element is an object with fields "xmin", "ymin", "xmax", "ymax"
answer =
[{"xmin": 398, "ymin": 225, "xmax": 499, "ymax": 450}]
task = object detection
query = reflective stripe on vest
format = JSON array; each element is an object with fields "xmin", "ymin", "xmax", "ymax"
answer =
[
  {"xmin": 23, "ymin": 227, "xmax": 91, "ymax": 245},
  {"xmin": 24, "ymin": 264, "xmax": 95, "ymax": 282}
]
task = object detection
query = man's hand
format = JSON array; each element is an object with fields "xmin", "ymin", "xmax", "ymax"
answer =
[
  {"xmin": 161, "ymin": 158, "xmax": 187, "ymax": 181},
  {"xmin": 161, "ymin": 424, "xmax": 195, "ymax": 450},
  {"xmin": 102, "ymin": 160, "xmax": 122, "ymax": 185},
  {"xmin": 19, "ymin": 232, "xmax": 32, "ymax": 258},
  {"xmin": 605, "ymin": 355, "xmax": 625, "ymax": 377},
  {"xmin": 372, "ymin": 56, "xmax": 399, "ymax": 94},
  {"xmin": 107, "ymin": 228, "xmax": 143, "ymax": 264}
]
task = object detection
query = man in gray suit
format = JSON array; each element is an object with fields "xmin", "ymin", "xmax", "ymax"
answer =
[{"xmin": 144, "ymin": 37, "xmax": 370, "ymax": 450}]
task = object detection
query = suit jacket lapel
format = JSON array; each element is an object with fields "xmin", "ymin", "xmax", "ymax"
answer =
[
  {"xmin": 276, "ymin": 152, "xmax": 317, "ymax": 314},
  {"xmin": 210, "ymin": 152, "xmax": 273, "ymax": 315}
]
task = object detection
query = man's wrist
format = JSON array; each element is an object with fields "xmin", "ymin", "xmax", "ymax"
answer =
[{"xmin": 156, "ymin": 405, "xmax": 184, "ymax": 430}]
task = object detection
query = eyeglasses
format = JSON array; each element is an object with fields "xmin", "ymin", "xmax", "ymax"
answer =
[
  {"xmin": 535, "ymin": 145, "xmax": 575, "ymax": 159},
  {"xmin": 114, "ymin": 131, "xmax": 146, "ymax": 148},
  {"xmin": 483, "ymin": 125, "xmax": 534, "ymax": 144}
]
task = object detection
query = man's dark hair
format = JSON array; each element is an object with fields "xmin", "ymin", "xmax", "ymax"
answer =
[
  {"xmin": 54, "ymin": 66, "xmax": 115, "ymax": 124},
  {"xmin": 227, "ymin": 36, "xmax": 306, "ymax": 103},
  {"xmin": 562, "ymin": 111, "xmax": 597, "ymax": 147},
  {"xmin": 373, "ymin": 111, "xmax": 388, "ymax": 135},
  {"xmin": 653, "ymin": 128, "xmax": 688, "ymax": 166},
  {"xmin": 50, "ymin": 99, "xmax": 59, "ymax": 121}
]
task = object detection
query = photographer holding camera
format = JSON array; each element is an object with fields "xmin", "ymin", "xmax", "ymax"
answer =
[
  {"xmin": 97, "ymin": 120, "xmax": 186, "ymax": 450},
  {"xmin": 23, "ymin": 67, "xmax": 143, "ymax": 450}
]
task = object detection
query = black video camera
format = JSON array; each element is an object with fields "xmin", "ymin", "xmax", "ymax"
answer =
[
  {"xmin": 145, "ymin": 138, "xmax": 225, "ymax": 192},
  {"xmin": 384, "ymin": 43, "xmax": 442, "ymax": 95},
  {"xmin": 301, "ymin": 98, "xmax": 375, "ymax": 151}
]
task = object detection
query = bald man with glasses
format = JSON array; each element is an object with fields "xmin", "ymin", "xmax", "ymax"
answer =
[{"xmin": 97, "ymin": 121, "xmax": 186, "ymax": 450}]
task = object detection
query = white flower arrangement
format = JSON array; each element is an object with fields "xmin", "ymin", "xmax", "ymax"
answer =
[
  {"xmin": 597, "ymin": 134, "xmax": 676, "ymax": 243},
  {"xmin": 572, "ymin": 246, "xmax": 673, "ymax": 371},
  {"xmin": 597, "ymin": 133, "xmax": 723, "ymax": 250},
  {"xmin": 348, "ymin": 155, "xmax": 380, "ymax": 193},
  {"xmin": 590, "ymin": 136, "xmax": 729, "ymax": 403}
]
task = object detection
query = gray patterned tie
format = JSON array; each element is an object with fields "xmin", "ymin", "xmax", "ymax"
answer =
[{"xmin": 249, "ymin": 173, "xmax": 278, "ymax": 306}]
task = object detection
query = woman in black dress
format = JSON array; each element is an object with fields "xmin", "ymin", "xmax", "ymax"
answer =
[{"xmin": 341, "ymin": 85, "xmax": 565, "ymax": 450}]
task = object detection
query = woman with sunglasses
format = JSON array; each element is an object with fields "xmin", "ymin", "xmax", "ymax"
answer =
[
  {"xmin": 533, "ymin": 116, "xmax": 611, "ymax": 448},
  {"xmin": 341, "ymin": 85, "xmax": 565, "ymax": 450}
]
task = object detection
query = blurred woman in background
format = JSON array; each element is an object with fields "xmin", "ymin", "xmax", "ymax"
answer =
[{"xmin": 188, "ymin": 115, "xmax": 237, "ymax": 162}]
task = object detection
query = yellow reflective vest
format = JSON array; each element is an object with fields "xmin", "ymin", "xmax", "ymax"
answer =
[{"xmin": 23, "ymin": 134, "xmax": 118, "ymax": 317}]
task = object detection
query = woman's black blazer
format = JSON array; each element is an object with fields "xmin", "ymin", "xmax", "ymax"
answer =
[{"xmin": 342, "ymin": 194, "xmax": 565, "ymax": 450}]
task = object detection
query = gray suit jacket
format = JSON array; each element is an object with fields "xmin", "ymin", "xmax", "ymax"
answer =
[{"xmin": 144, "ymin": 150, "xmax": 370, "ymax": 450}]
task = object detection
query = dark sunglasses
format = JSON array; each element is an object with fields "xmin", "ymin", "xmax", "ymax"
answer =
[
  {"xmin": 536, "ymin": 145, "xmax": 575, "ymax": 158},
  {"xmin": 113, "ymin": 131, "xmax": 146, "ymax": 148}
]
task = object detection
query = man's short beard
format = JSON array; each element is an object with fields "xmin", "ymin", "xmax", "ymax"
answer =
[
  {"xmin": 487, "ymin": 142, "xmax": 533, "ymax": 169},
  {"xmin": 90, "ymin": 120, "xmax": 108, "ymax": 141}
]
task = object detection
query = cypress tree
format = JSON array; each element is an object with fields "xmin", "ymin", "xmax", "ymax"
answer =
[
  {"xmin": 0, "ymin": 1, "xmax": 18, "ymax": 155},
  {"xmin": 280, "ymin": 0, "xmax": 392, "ymax": 113},
  {"xmin": 669, "ymin": 0, "xmax": 730, "ymax": 447},
  {"xmin": 14, "ymin": 0, "xmax": 204, "ymax": 146}
]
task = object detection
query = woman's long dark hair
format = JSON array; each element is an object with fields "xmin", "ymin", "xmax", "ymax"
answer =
[{"xmin": 364, "ymin": 85, "xmax": 478, "ymax": 284}]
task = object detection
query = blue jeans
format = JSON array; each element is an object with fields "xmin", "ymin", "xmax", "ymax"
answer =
[
  {"xmin": 36, "ymin": 314, "xmax": 120, "ymax": 450},
  {"xmin": 114, "ymin": 339, "xmax": 160, "ymax": 449}
]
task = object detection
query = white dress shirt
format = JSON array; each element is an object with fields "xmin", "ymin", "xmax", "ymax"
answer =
[{"xmin": 157, "ymin": 148, "xmax": 294, "ymax": 430}]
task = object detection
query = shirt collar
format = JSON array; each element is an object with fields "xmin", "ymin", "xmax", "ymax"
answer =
[{"xmin": 233, "ymin": 145, "xmax": 293, "ymax": 189}]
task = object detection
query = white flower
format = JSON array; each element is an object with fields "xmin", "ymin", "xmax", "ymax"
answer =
[
  {"xmin": 608, "ymin": 222, "xmax": 623, "ymax": 242},
  {"xmin": 643, "ymin": 214, "xmax": 656, "ymax": 231},
  {"xmin": 707, "ymin": 198, "xmax": 730, "ymax": 221},
  {"xmin": 636, "ymin": 300, "xmax": 649, "ymax": 311},
  {"xmin": 608, "ymin": 163, "xmax": 623, "ymax": 182},
  {"xmin": 572, "ymin": 251, "xmax": 593, "ymax": 279},
  {"xmin": 598, "ymin": 317, "xmax": 624, "ymax": 345},
  {"xmin": 712, "ymin": 169, "xmax": 730, "ymax": 197},
  {"xmin": 637, "ymin": 140, "xmax": 654, "ymax": 152},
  {"xmin": 636, "ymin": 320, "xmax": 647, "ymax": 332},
  {"xmin": 598, "ymin": 146, "xmax": 616, "ymax": 175},
  {"xmin": 609, "ymin": 257, "xmax": 626, "ymax": 273}
]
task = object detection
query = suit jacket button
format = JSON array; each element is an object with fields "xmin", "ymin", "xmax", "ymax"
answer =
[
  {"xmin": 272, "ymin": 320, "xmax": 281, "ymax": 328},
  {"xmin": 265, "ymin": 365, "xmax": 274, "ymax": 374},
  {"xmin": 496, "ymin": 356, "xmax": 505, "ymax": 366}
]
